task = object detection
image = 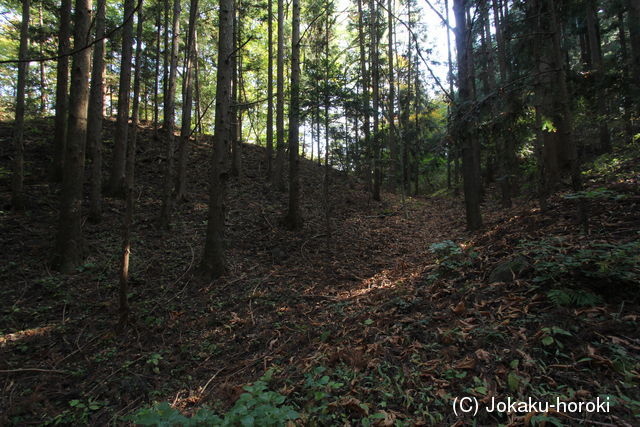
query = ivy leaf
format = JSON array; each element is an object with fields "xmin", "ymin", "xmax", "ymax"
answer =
[{"xmin": 541, "ymin": 336, "xmax": 554, "ymax": 346}]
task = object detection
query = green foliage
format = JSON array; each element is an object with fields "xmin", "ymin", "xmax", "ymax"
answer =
[
  {"xmin": 539, "ymin": 326, "xmax": 572, "ymax": 349},
  {"xmin": 563, "ymin": 187, "xmax": 626, "ymax": 201},
  {"xmin": 520, "ymin": 238, "xmax": 640, "ymax": 287},
  {"xmin": 547, "ymin": 288, "xmax": 602, "ymax": 307},
  {"xmin": 299, "ymin": 366, "xmax": 345, "ymax": 422},
  {"xmin": 46, "ymin": 398, "xmax": 107, "ymax": 425},
  {"xmin": 429, "ymin": 240, "xmax": 477, "ymax": 277},
  {"xmin": 146, "ymin": 352, "xmax": 163, "ymax": 374},
  {"xmin": 131, "ymin": 371, "xmax": 299, "ymax": 426}
]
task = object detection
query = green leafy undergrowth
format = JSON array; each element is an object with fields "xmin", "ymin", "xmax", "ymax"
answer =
[
  {"xmin": 563, "ymin": 187, "xmax": 627, "ymax": 201},
  {"xmin": 428, "ymin": 240, "xmax": 478, "ymax": 279},
  {"xmin": 132, "ymin": 371, "xmax": 299, "ymax": 426},
  {"xmin": 519, "ymin": 237, "xmax": 640, "ymax": 304}
]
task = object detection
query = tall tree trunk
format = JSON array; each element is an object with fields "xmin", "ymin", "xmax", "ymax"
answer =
[
  {"xmin": 199, "ymin": 0, "xmax": 234, "ymax": 279},
  {"xmin": 159, "ymin": 0, "xmax": 181, "ymax": 229},
  {"xmin": 453, "ymin": 0, "xmax": 482, "ymax": 230},
  {"xmin": 370, "ymin": 0, "xmax": 381, "ymax": 201},
  {"xmin": 119, "ymin": 3, "xmax": 145, "ymax": 332},
  {"xmin": 627, "ymin": 0, "xmax": 640, "ymax": 132},
  {"xmin": 316, "ymin": 104, "xmax": 321, "ymax": 165},
  {"xmin": 403, "ymin": 0, "xmax": 412, "ymax": 195},
  {"xmin": 194, "ymin": 31, "xmax": 202, "ymax": 134},
  {"xmin": 586, "ymin": 0, "xmax": 610, "ymax": 153},
  {"xmin": 53, "ymin": 0, "xmax": 92, "ymax": 272},
  {"xmin": 387, "ymin": 0, "xmax": 398, "ymax": 190},
  {"xmin": 51, "ymin": 0, "xmax": 71, "ymax": 182},
  {"xmin": 272, "ymin": 0, "xmax": 286, "ymax": 190},
  {"xmin": 108, "ymin": 0, "xmax": 136, "ymax": 196},
  {"xmin": 38, "ymin": 5, "xmax": 47, "ymax": 114},
  {"xmin": 11, "ymin": 0, "xmax": 30, "ymax": 210},
  {"xmin": 231, "ymin": 0, "xmax": 242, "ymax": 177},
  {"xmin": 549, "ymin": 1, "xmax": 580, "ymax": 191},
  {"xmin": 175, "ymin": 0, "xmax": 199, "ymax": 201},
  {"xmin": 445, "ymin": 0, "xmax": 455, "ymax": 191},
  {"xmin": 284, "ymin": 0, "xmax": 302, "ymax": 229},
  {"xmin": 88, "ymin": 0, "xmax": 106, "ymax": 222},
  {"xmin": 323, "ymin": 0, "xmax": 331, "ymax": 241},
  {"xmin": 266, "ymin": 0, "xmax": 274, "ymax": 178},
  {"xmin": 356, "ymin": 0, "xmax": 371, "ymax": 192},
  {"xmin": 163, "ymin": 0, "xmax": 170, "ymax": 117},
  {"xmin": 492, "ymin": 0, "xmax": 515, "ymax": 208},
  {"xmin": 628, "ymin": 0, "xmax": 640, "ymax": 84},
  {"xmin": 618, "ymin": 11, "xmax": 634, "ymax": 143},
  {"xmin": 154, "ymin": 3, "xmax": 161, "ymax": 133}
]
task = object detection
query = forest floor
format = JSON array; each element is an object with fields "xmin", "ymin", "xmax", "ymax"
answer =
[{"xmin": 1, "ymin": 119, "xmax": 640, "ymax": 426}]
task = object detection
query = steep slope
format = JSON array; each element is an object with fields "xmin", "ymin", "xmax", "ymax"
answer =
[{"xmin": 1, "ymin": 120, "xmax": 639, "ymax": 425}]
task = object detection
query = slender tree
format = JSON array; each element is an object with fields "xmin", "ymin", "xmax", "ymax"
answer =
[
  {"xmin": 108, "ymin": 0, "xmax": 136, "ymax": 196},
  {"xmin": 273, "ymin": 0, "xmax": 286, "ymax": 190},
  {"xmin": 386, "ymin": 0, "xmax": 398, "ymax": 189},
  {"xmin": 37, "ymin": 4, "xmax": 47, "ymax": 114},
  {"xmin": 119, "ymin": 3, "xmax": 145, "ymax": 331},
  {"xmin": 159, "ymin": 0, "xmax": 181, "ymax": 229},
  {"xmin": 87, "ymin": 0, "xmax": 107, "ymax": 222},
  {"xmin": 585, "ymin": 0, "xmax": 610, "ymax": 153},
  {"xmin": 11, "ymin": 0, "xmax": 30, "ymax": 210},
  {"xmin": 53, "ymin": 0, "xmax": 92, "ymax": 272},
  {"xmin": 284, "ymin": 0, "xmax": 302, "ymax": 229},
  {"xmin": 199, "ymin": 0, "xmax": 234, "ymax": 279},
  {"xmin": 175, "ymin": 0, "xmax": 199, "ymax": 201},
  {"xmin": 628, "ymin": 0, "xmax": 640, "ymax": 88},
  {"xmin": 323, "ymin": 0, "xmax": 332, "ymax": 240},
  {"xmin": 453, "ymin": 0, "xmax": 482, "ymax": 230},
  {"xmin": 266, "ymin": 0, "xmax": 274, "ymax": 178},
  {"xmin": 51, "ymin": 0, "xmax": 71, "ymax": 182},
  {"xmin": 231, "ymin": 0, "xmax": 242, "ymax": 177},
  {"xmin": 356, "ymin": 0, "xmax": 371, "ymax": 191},
  {"xmin": 154, "ymin": 3, "xmax": 162, "ymax": 132},
  {"xmin": 370, "ymin": 0, "xmax": 381, "ymax": 201},
  {"xmin": 617, "ymin": 10, "xmax": 634, "ymax": 142}
]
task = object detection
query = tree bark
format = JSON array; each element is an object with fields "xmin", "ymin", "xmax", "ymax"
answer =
[
  {"xmin": 51, "ymin": 0, "xmax": 71, "ymax": 182},
  {"xmin": 231, "ymin": 0, "xmax": 242, "ymax": 177},
  {"xmin": 199, "ymin": 0, "xmax": 234, "ymax": 279},
  {"xmin": 154, "ymin": 3, "xmax": 161, "ymax": 133},
  {"xmin": 356, "ymin": 0, "xmax": 371, "ymax": 192},
  {"xmin": 453, "ymin": 0, "xmax": 482, "ymax": 230},
  {"xmin": 108, "ymin": 0, "xmax": 136, "ymax": 196},
  {"xmin": 88, "ymin": 0, "xmax": 106, "ymax": 222},
  {"xmin": 266, "ymin": 0, "xmax": 274, "ymax": 178},
  {"xmin": 53, "ymin": 0, "xmax": 92, "ymax": 273},
  {"xmin": 159, "ymin": 0, "xmax": 181, "ymax": 229},
  {"xmin": 387, "ymin": 0, "xmax": 398, "ymax": 190},
  {"xmin": 628, "ymin": 0, "xmax": 640, "ymax": 84},
  {"xmin": 119, "ymin": 3, "xmax": 145, "ymax": 332},
  {"xmin": 323, "ymin": 0, "xmax": 332, "ymax": 240},
  {"xmin": 618, "ymin": 11, "xmax": 634, "ymax": 143},
  {"xmin": 370, "ymin": 0, "xmax": 381, "ymax": 201},
  {"xmin": 11, "ymin": 0, "xmax": 30, "ymax": 210},
  {"xmin": 586, "ymin": 0, "xmax": 610, "ymax": 153},
  {"xmin": 38, "ymin": 5, "xmax": 47, "ymax": 114},
  {"xmin": 272, "ymin": 0, "xmax": 286, "ymax": 190},
  {"xmin": 285, "ymin": 0, "xmax": 302, "ymax": 230},
  {"xmin": 175, "ymin": 0, "xmax": 199, "ymax": 201}
]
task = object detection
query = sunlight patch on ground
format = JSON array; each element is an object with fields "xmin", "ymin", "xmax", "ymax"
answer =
[
  {"xmin": 335, "ymin": 268, "xmax": 413, "ymax": 300},
  {"xmin": 0, "ymin": 325, "xmax": 55, "ymax": 348}
]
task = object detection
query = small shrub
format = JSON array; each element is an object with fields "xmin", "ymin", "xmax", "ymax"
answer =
[
  {"xmin": 520, "ymin": 238, "xmax": 640, "ymax": 285},
  {"xmin": 520, "ymin": 238, "xmax": 640, "ymax": 305},
  {"xmin": 131, "ymin": 371, "xmax": 299, "ymax": 426},
  {"xmin": 429, "ymin": 240, "xmax": 477, "ymax": 276}
]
